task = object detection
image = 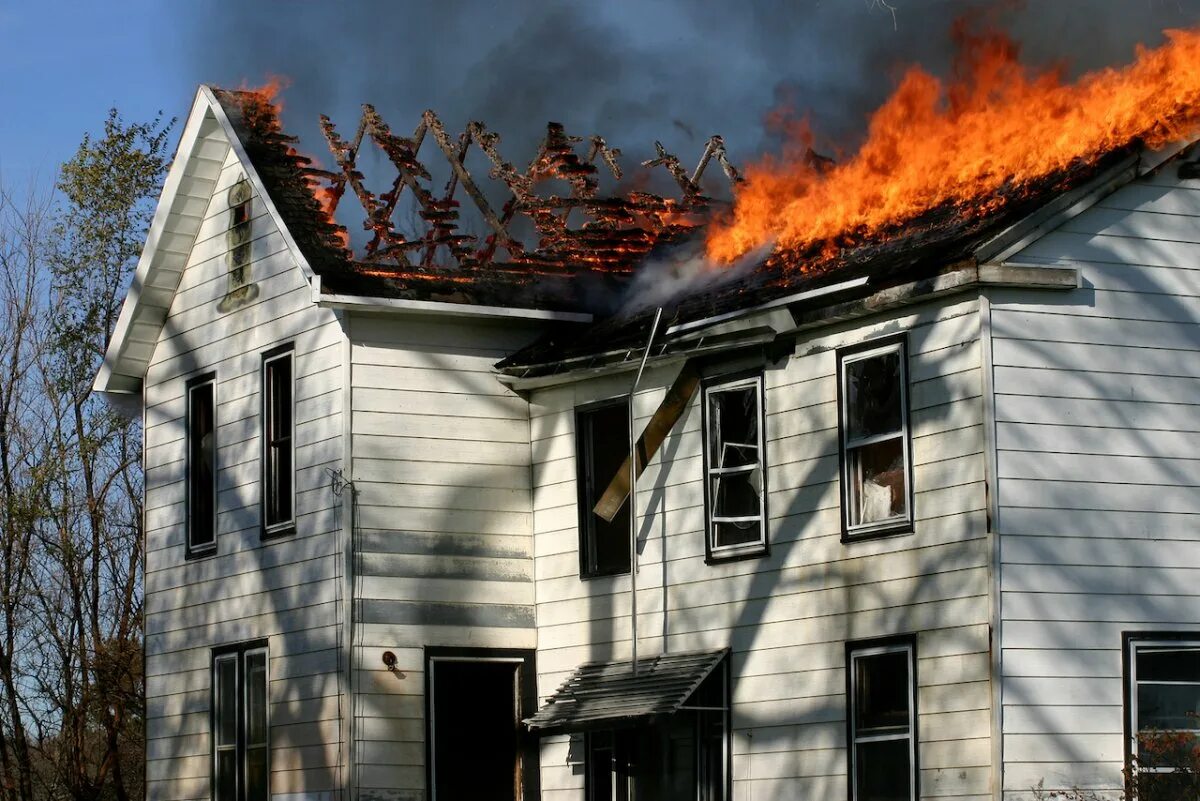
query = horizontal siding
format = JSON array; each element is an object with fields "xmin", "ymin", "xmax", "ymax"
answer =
[
  {"xmin": 994, "ymin": 168, "xmax": 1200, "ymax": 798},
  {"xmin": 347, "ymin": 312, "xmax": 542, "ymax": 798},
  {"xmin": 530, "ymin": 298, "xmax": 992, "ymax": 800},
  {"xmin": 143, "ymin": 139, "xmax": 346, "ymax": 801}
]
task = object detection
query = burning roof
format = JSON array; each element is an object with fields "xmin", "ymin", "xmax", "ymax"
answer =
[{"xmin": 213, "ymin": 24, "xmax": 1200, "ymax": 373}]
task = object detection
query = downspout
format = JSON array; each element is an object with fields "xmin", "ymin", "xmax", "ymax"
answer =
[{"xmin": 628, "ymin": 308, "xmax": 663, "ymax": 676}]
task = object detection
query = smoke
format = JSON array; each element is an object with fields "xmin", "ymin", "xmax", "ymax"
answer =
[{"xmin": 182, "ymin": 0, "xmax": 1200, "ymax": 168}]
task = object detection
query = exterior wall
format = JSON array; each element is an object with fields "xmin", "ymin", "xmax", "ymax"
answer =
[
  {"xmin": 346, "ymin": 313, "xmax": 543, "ymax": 801},
  {"xmin": 143, "ymin": 141, "xmax": 347, "ymax": 801},
  {"xmin": 993, "ymin": 166, "xmax": 1200, "ymax": 799},
  {"xmin": 529, "ymin": 298, "xmax": 994, "ymax": 800}
]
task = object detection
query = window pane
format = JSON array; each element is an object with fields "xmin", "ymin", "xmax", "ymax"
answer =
[
  {"xmin": 588, "ymin": 732, "xmax": 614, "ymax": 801},
  {"xmin": 217, "ymin": 657, "xmax": 237, "ymax": 746},
  {"xmin": 846, "ymin": 351, "xmax": 903, "ymax": 441},
  {"xmin": 711, "ymin": 470, "xmax": 762, "ymax": 520},
  {"xmin": 1139, "ymin": 647, "xmax": 1200, "ymax": 683},
  {"xmin": 1137, "ymin": 729, "xmax": 1200, "ymax": 769},
  {"xmin": 855, "ymin": 738, "xmax": 911, "ymax": 801},
  {"xmin": 1138, "ymin": 683, "xmax": 1200, "ymax": 731},
  {"xmin": 709, "ymin": 386, "xmax": 758, "ymax": 469},
  {"xmin": 245, "ymin": 745, "xmax": 268, "ymax": 801},
  {"xmin": 849, "ymin": 437, "xmax": 906, "ymax": 526},
  {"xmin": 216, "ymin": 748, "xmax": 237, "ymax": 801},
  {"xmin": 1137, "ymin": 767, "xmax": 1200, "ymax": 799},
  {"xmin": 578, "ymin": 401, "xmax": 632, "ymax": 576},
  {"xmin": 246, "ymin": 651, "xmax": 268, "ymax": 745},
  {"xmin": 189, "ymin": 382, "xmax": 216, "ymax": 547},
  {"xmin": 856, "ymin": 650, "xmax": 910, "ymax": 733}
]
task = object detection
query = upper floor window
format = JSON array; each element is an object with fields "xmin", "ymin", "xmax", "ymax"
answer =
[
  {"xmin": 187, "ymin": 373, "xmax": 217, "ymax": 556},
  {"xmin": 1125, "ymin": 634, "xmax": 1200, "ymax": 798},
  {"xmin": 837, "ymin": 335, "xmax": 913, "ymax": 541},
  {"xmin": 848, "ymin": 637, "xmax": 918, "ymax": 801},
  {"xmin": 702, "ymin": 372, "xmax": 767, "ymax": 561},
  {"xmin": 575, "ymin": 397, "xmax": 632, "ymax": 577},
  {"xmin": 213, "ymin": 641, "xmax": 269, "ymax": 801},
  {"xmin": 227, "ymin": 176, "xmax": 252, "ymax": 292},
  {"xmin": 262, "ymin": 346, "xmax": 294, "ymax": 537}
]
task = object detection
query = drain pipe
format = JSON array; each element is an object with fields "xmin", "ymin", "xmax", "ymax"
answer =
[{"xmin": 629, "ymin": 307, "xmax": 663, "ymax": 677}]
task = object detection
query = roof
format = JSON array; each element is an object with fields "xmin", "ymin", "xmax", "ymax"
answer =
[
  {"xmin": 496, "ymin": 145, "xmax": 1151, "ymax": 378},
  {"xmin": 524, "ymin": 648, "xmax": 728, "ymax": 735}
]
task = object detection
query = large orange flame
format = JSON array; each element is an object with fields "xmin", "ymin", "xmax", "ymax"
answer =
[{"xmin": 707, "ymin": 24, "xmax": 1200, "ymax": 266}]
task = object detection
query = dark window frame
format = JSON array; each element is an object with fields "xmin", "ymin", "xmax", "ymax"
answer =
[
  {"xmin": 575, "ymin": 395, "xmax": 633, "ymax": 579},
  {"xmin": 1122, "ymin": 630, "xmax": 1200, "ymax": 798},
  {"xmin": 210, "ymin": 639, "xmax": 269, "ymax": 801},
  {"xmin": 423, "ymin": 646, "xmax": 540, "ymax": 801},
  {"xmin": 186, "ymin": 372, "xmax": 218, "ymax": 559},
  {"xmin": 845, "ymin": 633, "xmax": 919, "ymax": 801},
  {"xmin": 261, "ymin": 344, "xmax": 295, "ymax": 540},
  {"xmin": 701, "ymin": 369, "xmax": 769, "ymax": 564},
  {"xmin": 836, "ymin": 333, "xmax": 915, "ymax": 543}
]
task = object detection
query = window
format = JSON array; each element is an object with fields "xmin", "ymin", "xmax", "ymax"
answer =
[
  {"xmin": 837, "ymin": 335, "xmax": 913, "ymax": 540},
  {"xmin": 187, "ymin": 373, "xmax": 217, "ymax": 556},
  {"xmin": 575, "ymin": 398, "xmax": 632, "ymax": 577},
  {"xmin": 702, "ymin": 373, "xmax": 767, "ymax": 561},
  {"xmin": 262, "ymin": 346, "xmax": 294, "ymax": 537},
  {"xmin": 227, "ymin": 176, "xmax": 252, "ymax": 292},
  {"xmin": 212, "ymin": 641, "xmax": 269, "ymax": 801},
  {"xmin": 1125, "ymin": 634, "xmax": 1200, "ymax": 799},
  {"xmin": 586, "ymin": 661, "xmax": 728, "ymax": 801},
  {"xmin": 847, "ymin": 637, "xmax": 917, "ymax": 801}
]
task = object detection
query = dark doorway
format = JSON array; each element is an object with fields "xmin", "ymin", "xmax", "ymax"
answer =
[{"xmin": 428, "ymin": 652, "xmax": 537, "ymax": 801}]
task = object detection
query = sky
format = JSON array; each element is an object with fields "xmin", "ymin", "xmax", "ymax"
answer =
[{"xmin": 4, "ymin": 0, "xmax": 1200, "ymax": 197}]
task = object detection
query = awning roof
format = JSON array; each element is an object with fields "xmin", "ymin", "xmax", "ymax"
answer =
[{"xmin": 524, "ymin": 649, "xmax": 728, "ymax": 736}]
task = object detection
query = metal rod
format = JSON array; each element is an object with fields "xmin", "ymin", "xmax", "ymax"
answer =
[{"xmin": 628, "ymin": 307, "xmax": 663, "ymax": 677}]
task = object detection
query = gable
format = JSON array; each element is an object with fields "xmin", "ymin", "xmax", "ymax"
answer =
[{"xmin": 96, "ymin": 87, "xmax": 320, "ymax": 402}]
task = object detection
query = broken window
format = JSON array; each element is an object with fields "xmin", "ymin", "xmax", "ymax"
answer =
[
  {"xmin": 1126, "ymin": 635, "xmax": 1200, "ymax": 798},
  {"xmin": 848, "ymin": 638, "xmax": 917, "ymax": 801},
  {"xmin": 576, "ymin": 398, "xmax": 632, "ymax": 577},
  {"xmin": 228, "ymin": 176, "xmax": 252, "ymax": 291},
  {"xmin": 838, "ymin": 336, "xmax": 912, "ymax": 539},
  {"xmin": 703, "ymin": 373, "xmax": 767, "ymax": 560},
  {"xmin": 213, "ymin": 642, "xmax": 269, "ymax": 801},
  {"xmin": 262, "ymin": 346, "xmax": 294, "ymax": 536},
  {"xmin": 187, "ymin": 373, "xmax": 217, "ymax": 556}
]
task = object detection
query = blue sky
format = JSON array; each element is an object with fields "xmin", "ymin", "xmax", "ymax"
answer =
[
  {"xmin": 0, "ymin": 1, "xmax": 194, "ymax": 189},
  {"xmin": 4, "ymin": 1, "xmax": 1199, "ymax": 197}
]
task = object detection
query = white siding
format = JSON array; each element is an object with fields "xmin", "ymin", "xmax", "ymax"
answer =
[
  {"xmin": 347, "ymin": 313, "xmax": 542, "ymax": 801},
  {"xmin": 992, "ymin": 165, "xmax": 1200, "ymax": 799},
  {"xmin": 529, "ymin": 298, "xmax": 992, "ymax": 800},
  {"xmin": 144, "ymin": 139, "xmax": 347, "ymax": 801}
]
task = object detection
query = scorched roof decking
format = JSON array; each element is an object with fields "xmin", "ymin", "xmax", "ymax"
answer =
[{"xmin": 524, "ymin": 649, "xmax": 728, "ymax": 735}]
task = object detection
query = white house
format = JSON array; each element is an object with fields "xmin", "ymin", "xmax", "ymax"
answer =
[{"xmin": 98, "ymin": 85, "xmax": 1200, "ymax": 801}]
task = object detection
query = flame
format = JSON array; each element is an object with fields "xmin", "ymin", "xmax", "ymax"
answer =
[{"xmin": 707, "ymin": 24, "xmax": 1200, "ymax": 266}]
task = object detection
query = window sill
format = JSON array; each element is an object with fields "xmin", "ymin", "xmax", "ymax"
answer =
[
  {"xmin": 705, "ymin": 542, "xmax": 768, "ymax": 565},
  {"xmin": 841, "ymin": 520, "xmax": 913, "ymax": 544},
  {"xmin": 261, "ymin": 524, "xmax": 296, "ymax": 541},
  {"xmin": 580, "ymin": 567, "xmax": 632, "ymax": 581},
  {"xmin": 185, "ymin": 544, "xmax": 218, "ymax": 561}
]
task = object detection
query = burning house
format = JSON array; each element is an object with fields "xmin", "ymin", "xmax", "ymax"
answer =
[{"xmin": 100, "ymin": 26, "xmax": 1200, "ymax": 801}]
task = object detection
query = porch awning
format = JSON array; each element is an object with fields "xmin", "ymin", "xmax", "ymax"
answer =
[{"xmin": 524, "ymin": 648, "xmax": 728, "ymax": 735}]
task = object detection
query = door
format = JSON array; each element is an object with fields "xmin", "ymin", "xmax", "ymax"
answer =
[{"xmin": 428, "ymin": 653, "xmax": 536, "ymax": 801}]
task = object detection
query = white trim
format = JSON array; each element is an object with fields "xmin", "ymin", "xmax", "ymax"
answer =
[
  {"xmin": 317, "ymin": 292, "xmax": 592, "ymax": 322},
  {"xmin": 96, "ymin": 90, "xmax": 216, "ymax": 396},
  {"xmin": 839, "ymin": 340, "xmax": 912, "ymax": 536},
  {"xmin": 664, "ymin": 275, "xmax": 870, "ymax": 337},
  {"xmin": 704, "ymin": 373, "xmax": 767, "ymax": 557}
]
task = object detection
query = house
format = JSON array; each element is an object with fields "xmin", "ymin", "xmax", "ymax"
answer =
[{"xmin": 96, "ymin": 85, "xmax": 1200, "ymax": 801}]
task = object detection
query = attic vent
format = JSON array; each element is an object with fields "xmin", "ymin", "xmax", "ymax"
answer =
[{"xmin": 217, "ymin": 174, "xmax": 260, "ymax": 312}]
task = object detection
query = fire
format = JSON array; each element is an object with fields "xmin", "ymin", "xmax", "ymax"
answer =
[{"xmin": 706, "ymin": 24, "xmax": 1200, "ymax": 266}]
